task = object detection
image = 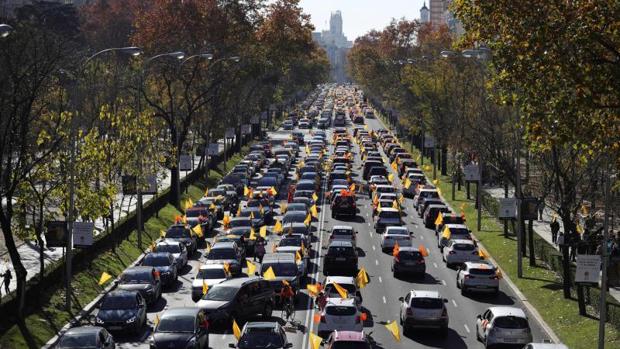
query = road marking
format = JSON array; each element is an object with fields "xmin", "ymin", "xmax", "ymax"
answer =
[
  {"xmin": 464, "ymin": 324, "xmax": 470, "ymax": 333},
  {"xmin": 433, "ymin": 262, "xmax": 438, "ymax": 268},
  {"xmin": 372, "ymin": 245, "xmax": 376, "ymax": 251},
  {"xmin": 382, "ymin": 296, "xmax": 386, "ymax": 304},
  {"xmin": 378, "ymin": 276, "xmax": 382, "ymax": 283},
  {"xmin": 369, "ymin": 230, "xmax": 372, "ymax": 237},
  {"xmin": 452, "ymin": 299, "xmax": 458, "ymax": 307},
  {"xmin": 375, "ymin": 259, "xmax": 379, "ymax": 266},
  {"xmin": 420, "ymin": 235, "xmax": 424, "ymax": 240},
  {"xmin": 441, "ymin": 279, "xmax": 447, "ymax": 286}
]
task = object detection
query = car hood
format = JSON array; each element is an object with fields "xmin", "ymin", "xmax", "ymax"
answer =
[
  {"xmin": 97, "ymin": 309, "xmax": 137, "ymax": 322},
  {"xmin": 152, "ymin": 332, "xmax": 195, "ymax": 349},
  {"xmin": 117, "ymin": 283, "xmax": 152, "ymax": 292}
]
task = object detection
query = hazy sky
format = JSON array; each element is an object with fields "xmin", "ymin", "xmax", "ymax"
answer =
[{"xmin": 299, "ymin": 0, "xmax": 426, "ymax": 41}]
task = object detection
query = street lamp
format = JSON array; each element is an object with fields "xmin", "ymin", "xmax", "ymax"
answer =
[
  {"xmin": 64, "ymin": 46, "xmax": 142, "ymax": 311},
  {"xmin": 0, "ymin": 24, "xmax": 14, "ymax": 38},
  {"xmin": 180, "ymin": 53, "xmax": 213, "ymax": 67}
]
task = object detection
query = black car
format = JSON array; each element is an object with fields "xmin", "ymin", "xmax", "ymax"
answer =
[
  {"xmin": 142, "ymin": 252, "xmax": 178, "ymax": 287},
  {"xmin": 150, "ymin": 308, "xmax": 209, "ymax": 349},
  {"xmin": 57, "ymin": 326, "xmax": 115, "ymax": 349},
  {"xmin": 229, "ymin": 321, "xmax": 293, "ymax": 349},
  {"xmin": 323, "ymin": 241, "xmax": 358, "ymax": 276},
  {"xmin": 95, "ymin": 290, "xmax": 147, "ymax": 334},
  {"xmin": 331, "ymin": 193, "xmax": 356, "ymax": 218},
  {"xmin": 164, "ymin": 224, "xmax": 198, "ymax": 256},
  {"xmin": 195, "ymin": 277, "xmax": 274, "ymax": 324},
  {"xmin": 117, "ymin": 266, "xmax": 162, "ymax": 305}
]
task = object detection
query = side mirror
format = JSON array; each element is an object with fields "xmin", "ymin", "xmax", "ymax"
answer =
[
  {"xmin": 476, "ymin": 314, "xmax": 482, "ymax": 320},
  {"xmin": 444, "ymin": 298, "xmax": 449, "ymax": 303},
  {"xmin": 398, "ymin": 297, "xmax": 404, "ymax": 302}
]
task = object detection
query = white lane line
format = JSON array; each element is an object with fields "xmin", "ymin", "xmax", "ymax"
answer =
[
  {"xmin": 368, "ymin": 230, "xmax": 372, "ymax": 237},
  {"xmin": 420, "ymin": 235, "xmax": 424, "ymax": 240},
  {"xmin": 375, "ymin": 259, "xmax": 379, "ymax": 266},
  {"xmin": 441, "ymin": 279, "xmax": 447, "ymax": 286},
  {"xmin": 372, "ymin": 245, "xmax": 376, "ymax": 251},
  {"xmin": 378, "ymin": 276, "xmax": 383, "ymax": 283},
  {"xmin": 433, "ymin": 262, "xmax": 438, "ymax": 268},
  {"xmin": 464, "ymin": 324, "xmax": 470, "ymax": 333},
  {"xmin": 382, "ymin": 296, "xmax": 387, "ymax": 304},
  {"xmin": 452, "ymin": 299, "xmax": 458, "ymax": 307}
]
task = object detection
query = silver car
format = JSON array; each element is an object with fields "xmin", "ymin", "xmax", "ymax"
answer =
[
  {"xmin": 155, "ymin": 240, "xmax": 188, "ymax": 272},
  {"xmin": 476, "ymin": 307, "xmax": 533, "ymax": 348},
  {"xmin": 399, "ymin": 290, "xmax": 449, "ymax": 335},
  {"xmin": 329, "ymin": 225, "xmax": 357, "ymax": 248},
  {"xmin": 457, "ymin": 261, "xmax": 500, "ymax": 295}
]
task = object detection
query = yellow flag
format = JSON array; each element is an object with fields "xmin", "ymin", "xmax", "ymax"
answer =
[
  {"xmin": 244, "ymin": 186, "xmax": 250, "ymax": 196},
  {"xmin": 259, "ymin": 226, "xmax": 267, "ymax": 238},
  {"xmin": 305, "ymin": 145, "xmax": 310, "ymax": 154},
  {"xmin": 204, "ymin": 188, "xmax": 209, "ymax": 196},
  {"xmin": 304, "ymin": 214, "xmax": 312, "ymax": 226},
  {"xmin": 160, "ymin": 230, "xmax": 166, "ymax": 238},
  {"xmin": 356, "ymin": 268, "xmax": 369, "ymax": 289},
  {"xmin": 274, "ymin": 220, "xmax": 283, "ymax": 234},
  {"xmin": 576, "ymin": 223, "xmax": 584, "ymax": 234},
  {"xmin": 250, "ymin": 211, "xmax": 255, "ymax": 220},
  {"xmin": 435, "ymin": 213, "xmax": 443, "ymax": 226},
  {"xmin": 310, "ymin": 205, "xmax": 318, "ymax": 218},
  {"xmin": 433, "ymin": 179, "xmax": 439, "ymax": 185},
  {"xmin": 263, "ymin": 266, "xmax": 276, "ymax": 280},
  {"xmin": 209, "ymin": 202, "xmax": 216, "ymax": 211},
  {"xmin": 479, "ymin": 249, "xmax": 488, "ymax": 259},
  {"xmin": 98, "ymin": 272, "xmax": 112, "ymax": 286},
  {"xmin": 310, "ymin": 332, "xmax": 322, "ymax": 349},
  {"xmin": 295, "ymin": 250, "xmax": 302, "ymax": 262},
  {"xmin": 270, "ymin": 186, "xmax": 278, "ymax": 196},
  {"xmin": 333, "ymin": 282, "xmax": 348, "ymax": 299},
  {"xmin": 581, "ymin": 204, "xmax": 589, "ymax": 216},
  {"xmin": 391, "ymin": 161, "xmax": 397, "ymax": 171},
  {"xmin": 223, "ymin": 214, "xmax": 231, "ymax": 227},
  {"xmin": 312, "ymin": 192, "xmax": 318, "ymax": 202},
  {"xmin": 192, "ymin": 224, "xmax": 203, "ymax": 238},
  {"xmin": 442, "ymin": 226, "xmax": 451, "ymax": 239},
  {"xmin": 280, "ymin": 203, "xmax": 287, "ymax": 214},
  {"xmin": 154, "ymin": 313, "xmax": 160, "ymax": 326},
  {"xmin": 246, "ymin": 260, "xmax": 256, "ymax": 275},
  {"xmin": 403, "ymin": 178, "xmax": 411, "ymax": 189},
  {"xmin": 150, "ymin": 242, "xmax": 156, "ymax": 252},
  {"xmin": 307, "ymin": 283, "xmax": 320, "ymax": 297},
  {"xmin": 385, "ymin": 320, "xmax": 401, "ymax": 341},
  {"xmin": 232, "ymin": 319, "xmax": 241, "ymax": 340},
  {"xmin": 399, "ymin": 195, "xmax": 405, "ymax": 205},
  {"xmin": 249, "ymin": 228, "xmax": 257, "ymax": 240},
  {"xmin": 202, "ymin": 280, "xmax": 209, "ymax": 295},
  {"xmin": 388, "ymin": 173, "xmax": 394, "ymax": 183},
  {"xmin": 392, "ymin": 200, "xmax": 399, "ymax": 210},
  {"xmin": 350, "ymin": 183, "xmax": 356, "ymax": 192},
  {"xmin": 223, "ymin": 262, "xmax": 231, "ymax": 275}
]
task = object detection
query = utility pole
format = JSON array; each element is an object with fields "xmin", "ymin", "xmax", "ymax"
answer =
[
  {"xmin": 477, "ymin": 156, "xmax": 483, "ymax": 231},
  {"xmin": 599, "ymin": 166, "xmax": 612, "ymax": 349},
  {"xmin": 516, "ymin": 136, "xmax": 523, "ymax": 278}
]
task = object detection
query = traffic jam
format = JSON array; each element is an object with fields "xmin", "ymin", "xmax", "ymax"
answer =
[{"xmin": 57, "ymin": 85, "xmax": 554, "ymax": 349}]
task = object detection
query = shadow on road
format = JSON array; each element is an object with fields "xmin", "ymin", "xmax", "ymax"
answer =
[{"xmin": 405, "ymin": 327, "xmax": 468, "ymax": 349}]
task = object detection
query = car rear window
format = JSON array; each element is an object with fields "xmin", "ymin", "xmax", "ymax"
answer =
[
  {"xmin": 470, "ymin": 268, "xmax": 495, "ymax": 275},
  {"xmin": 494, "ymin": 316, "xmax": 529, "ymax": 329},
  {"xmin": 207, "ymin": 249, "xmax": 236, "ymax": 260},
  {"xmin": 332, "ymin": 229, "xmax": 353, "ymax": 236},
  {"xmin": 398, "ymin": 251, "xmax": 422, "ymax": 260},
  {"xmin": 453, "ymin": 243, "xmax": 475, "ymax": 251},
  {"xmin": 380, "ymin": 211, "xmax": 401, "ymax": 219},
  {"xmin": 326, "ymin": 306, "xmax": 356, "ymax": 316},
  {"xmin": 411, "ymin": 298, "xmax": 444, "ymax": 309},
  {"xmin": 328, "ymin": 246, "xmax": 355, "ymax": 256}
]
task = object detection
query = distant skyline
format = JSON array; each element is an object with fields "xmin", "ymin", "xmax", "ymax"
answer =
[{"xmin": 300, "ymin": 0, "xmax": 426, "ymax": 41}]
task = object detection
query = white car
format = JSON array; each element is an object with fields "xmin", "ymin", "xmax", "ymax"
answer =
[
  {"xmin": 369, "ymin": 175, "xmax": 389, "ymax": 186},
  {"xmin": 191, "ymin": 264, "xmax": 231, "ymax": 302},
  {"xmin": 317, "ymin": 298, "xmax": 364, "ymax": 337},
  {"xmin": 476, "ymin": 307, "xmax": 533, "ymax": 348},
  {"xmin": 329, "ymin": 225, "xmax": 357, "ymax": 247},
  {"xmin": 380, "ymin": 226, "xmax": 412, "ymax": 252},
  {"xmin": 323, "ymin": 276, "xmax": 362, "ymax": 304},
  {"xmin": 442, "ymin": 239, "xmax": 480, "ymax": 267},
  {"xmin": 457, "ymin": 261, "xmax": 500, "ymax": 295}
]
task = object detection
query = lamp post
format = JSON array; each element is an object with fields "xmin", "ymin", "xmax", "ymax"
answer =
[
  {"xmin": 64, "ymin": 46, "xmax": 142, "ymax": 311},
  {"xmin": 0, "ymin": 24, "xmax": 14, "ymax": 38}
]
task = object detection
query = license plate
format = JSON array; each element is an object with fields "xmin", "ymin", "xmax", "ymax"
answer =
[
  {"xmin": 336, "ymin": 258, "xmax": 346, "ymax": 261},
  {"xmin": 108, "ymin": 326, "xmax": 123, "ymax": 331},
  {"xmin": 404, "ymin": 262, "xmax": 415, "ymax": 266},
  {"xmin": 503, "ymin": 338, "xmax": 516, "ymax": 343}
]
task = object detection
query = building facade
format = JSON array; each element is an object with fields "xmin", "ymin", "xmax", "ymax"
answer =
[
  {"xmin": 427, "ymin": 0, "xmax": 463, "ymax": 35},
  {"xmin": 312, "ymin": 10, "xmax": 353, "ymax": 83},
  {"xmin": 420, "ymin": 1, "xmax": 430, "ymax": 24}
]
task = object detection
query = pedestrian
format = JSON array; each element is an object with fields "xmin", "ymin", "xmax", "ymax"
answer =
[
  {"xmin": 255, "ymin": 237, "xmax": 266, "ymax": 263},
  {"xmin": 556, "ymin": 231, "xmax": 565, "ymax": 247},
  {"xmin": 3, "ymin": 269, "xmax": 11, "ymax": 294},
  {"xmin": 550, "ymin": 218, "xmax": 560, "ymax": 245},
  {"xmin": 569, "ymin": 232, "xmax": 580, "ymax": 262},
  {"xmin": 537, "ymin": 197, "xmax": 545, "ymax": 221}
]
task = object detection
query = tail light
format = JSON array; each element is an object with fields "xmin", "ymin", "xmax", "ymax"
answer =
[
  {"xmin": 441, "ymin": 308, "xmax": 448, "ymax": 317},
  {"xmin": 417, "ymin": 259, "xmax": 425, "ymax": 264},
  {"xmin": 472, "ymin": 251, "xmax": 479, "ymax": 255},
  {"xmin": 491, "ymin": 275, "xmax": 499, "ymax": 280},
  {"xmin": 465, "ymin": 275, "xmax": 474, "ymax": 279},
  {"xmin": 406, "ymin": 308, "xmax": 413, "ymax": 316}
]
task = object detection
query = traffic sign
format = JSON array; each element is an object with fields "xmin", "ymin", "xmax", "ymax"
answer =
[
  {"xmin": 73, "ymin": 222, "xmax": 94, "ymax": 248},
  {"xmin": 250, "ymin": 115, "xmax": 259, "ymax": 124},
  {"xmin": 463, "ymin": 164, "xmax": 480, "ymax": 182},
  {"xmin": 241, "ymin": 124, "xmax": 252, "ymax": 135},
  {"xmin": 423, "ymin": 136, "xmax": 435, "ymax": 148},
  {"xmin": 179, "ymin": 154, "xmax": 192, "ymax": 171},
  {"xmin": 144, "ymin": 175, "xmax": 158, "ymax": 195},
  {"xmin": 122, "ymin": 175, "xmax": 137, "ymax": 195},
  {"xmin": 261, "ymin": 111, "xmax": 269, "ymax": 120},
  {"xmin": 225, "ymin": 128, "xmax": 235, "ymax": 138},
  {"xmin": 575, "ymin": 254, "xmax": 601, "ymax": 284},
  {"xmin": 207, "ymin": 143, "xmax": 219, "ymax": 155},
  {"xmin": 498, "ymin": 198, "xmax": 517, "ymax": 219},
  {"xmin": 45, "ymin": 221, "xmax": 67, "ymax": 248}
]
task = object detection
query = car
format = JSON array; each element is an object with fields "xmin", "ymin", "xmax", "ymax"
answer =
[
  {"xmin": 164, "ymin": 224, "xmax": 198, "ymax": 256},
  {"xmin": 323, "ymin": 241, "xmax": 358, "ymax": 276},
  {"xmin": 260, "ymin": 253, "xmax": 303, "ymax": 294},
  {"xmin": 374, "ymin": 208, "xmax": 403, "ymax": 233},
  {"xmin": 195, "ymin": 277, "xmax": 275, "ymax": 324},
  {"xmin": 57, "ymin": 326, "xmax": 115, "ymax": 349},
  {"xmin": 282, "ymin": 121, "xmax": 294, "ymax": 130},
  {"xmin": 399, "ymin": 290, "xmax": 449, "ymax": 335},
  {"xmin": 422, "ymin": 204, "xmax": 450, "ymax": 228},
  {"xmin": 317, "ymin": 298, "xmax": 364, "ymax": 337},
  {"xmin": 417, "ymin": 198, "xmax": 444, "ymax": 217},
  {"xmin": 205, "ymin": 241, "xmax": 243, "ymax": 276},
  {"xmin": 117, "ymin": 266, "xmax": 162, "ymax": 305},
  {"xmin": 95, "ymin": 290, "xmax": 147, "ymax": 334},
  {"xmin": 435, "ymin": 213, "xmax": 466, "ymax": 235},
  {"xmin": 239, "ymin": 207, "xmax": 268, "ymax": 228},
  {"xmin": 323, "ymin": 330, "xmax": 371, "ymax": 349},
  {"xmin": 223, "ymin": 226, "xmax": 253, "ymax": 254},
  {"xmin": 282, "ymin": 211, "xmax": 309, "ymax": 226},
  {"xmin": 475, "ymin": 307, "xmax": 533, "ymax": 348},
  {"xmin": 413, "ymin": 189, "xmax": 440, "ymax": 209},
  {"xmin": 392, "ymin": 246, "xmax": 426, "ymax": 278},
  {"xmin": 154, "ymin": 240, "xmax": 188, "ymax": 271},
  {"xmin": 329, "ymin": 225, "xmax": 357, "ymax": 247},
  {"xmin": 437, "ymin": 223, "xmax": 472, "ymax": 251},
  {"xmin": 380, "ymin": 226, "xmax": 412, "ymax": 252},
  {"xmin": 286, "ymin": 202, "xmax": 309, "ymax": 215},
  {"xmin": 331, "ymin": 193, "xmax": 357, "ymax": 218},
  {"xmin": 352, "ymin": 115, "xmax": 364, "ymax": 124},
  {"xmin": 229, "ymin": 217, "xmax": 252, "ymax": 230},
  {"xmin": 523, "ymin": 344, "xmax": 570, "ymax": 349},
  {"xmin": 141, "ymin": 252, "xmax": 178, "ymax": 287},
  {"xmin": 443, "ymin": 239, "xmax": 481, "ymax": 267},
  {"xmin": 229, "ymin": 321, "xmax": 293, "ymax": 349},
  {"xmin": 191, "ymin": 264, "xmax": 232, "ymax": 302},
  {"xmin": 457, "ymin": 261, "xmax": 500, "ymax": 295},
  {"xmin": 185, "ymin": 206, "xmax": 215, "ymax": 233},
  {"xmin": 149, "ymin": 308, "xmax": 209, "ymax": 349},
  {"xmin": 323, "ymin": 276, "xmax": 362, "ymax": 304}
]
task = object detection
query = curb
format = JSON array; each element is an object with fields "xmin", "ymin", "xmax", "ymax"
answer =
[
  {"xmin": 374, "ymin": 111, "xmax": 562, "ymax": 344},
  {"xmin": 41, "ymin": 245, "xmax": 154, "ymax": 349}
]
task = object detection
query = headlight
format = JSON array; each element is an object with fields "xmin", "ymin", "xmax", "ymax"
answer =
[
  {"xmin": 126, "ymin": 316, "xmax": 137, "ymax": 323},
  {"xmin": 161, "ymin": 271, "xmax": 171, "ymax": 276},
  {"xmin": 95, "ymin": 317, "xmax": 104, "ymax": 324}
]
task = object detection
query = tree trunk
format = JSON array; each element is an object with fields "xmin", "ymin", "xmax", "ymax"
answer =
[
  {"xmin": 170, "ymin": 166, "xmax": 181, "ymax": 210},
  {"xmin": 441, "ymin": 146, "xmax": 448, "ymax": 176},
  {"xmin": 37, "ymin": 203, "xmax": 45, "ymax": 285},
  {"xmin": 528, "ymin": 219, "xmax": 536, "ymax": 266}
]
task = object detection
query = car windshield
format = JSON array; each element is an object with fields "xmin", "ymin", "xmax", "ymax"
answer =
[
  {"xmin": 58, "ymin": 333, "xmax": 97, "ymax": 348},
  {"xmin": 120, "ymin": 271, "xmax": 151, "ymax": 284},
  {"xmin": 326, "ymin": 306, "xmax": 356, "ymax": 316},
  {"xmin": 157, "ymin": 315, "xmax": 195, "ymax": 333},
  {"xmin": 240, "ymin": 210, "xmax": 262, "ymax": 218},
  {"xmin": 380, "ymin": 211, "xmax": 401, "ymax": 219},
  {"xmin": 143, "ymin": 255, "xmax": 171, "ymax": 266},
  {"xmin": 449, "ymin": 228, "xmax": 470, "ymax": 237},
  {"xmin": 494, "ymin": 316, "xmax": 529, "ymax": 329},
  {"xmin": 279, "ymin": 238, "xmax": 302, "ymax": 247},
  {"xmin": 207, "ymin": 249, "xmax": 236, "ymax": 260},
  {"xmin": 328, "ymin": 246, "xmax": 355, "ymax": 256},
  {"xmin": 156, "ymin": 244, "xmax": 181, "ymax": 253},
  {"xmin": 239, "ymin": 328, "xmax": 284, "ymax": 349},
  {"xmin": 470, "ymin": 268, "xmax": 495, "ymax": 275},
  {"xmin": 283, "ymin": 213, "xmax": 305, "ymax": 223},
  {"xmin": 288, "ymin": 204, "xmax": 307, "ymax": 212},
  {"xmin": 296, "ymin": 182, "xmax": 315, "ymax": 191},
  {"xmin": 398, "ymin": 251, "xmax": 422, "ymax": 260},
  {"xmin": 100, "ymin": 295, "xmax": 137, "ymax": 310},
  {"xmin": 258, "ymin": 178, "xmax": 277, "ymax": 186},
  {"xmin": 262, "ymin": 263, "xmax": 297, "ymax": 276},
  {"xmin": 231, "ymin": 219, "xmax": 251, "ymax": 227},
  {"xmin": 197, "ymin": 268, "xmax": 226, "ymax": 279},
  {"xmin": 411, "ymin": 298, "xmax": 444, "ymax": 309},
  {"xmin": 386, "ymin": 228, "xmax": 408, "ymax": 236},
  {"xmin": 166, "ymin": 228, "xmax": 190, "ymax": 239},
  {"xmin": 186, "ymin": 210, "xmax": 206, "ymax": 218},
  {"xmin": 453, "ymin": 243, "xmax": 475, "ymax": 251}
]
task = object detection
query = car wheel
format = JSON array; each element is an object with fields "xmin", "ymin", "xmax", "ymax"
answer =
[
  {"xmin": 475, "ymin": 325, "xmax": 482, "ymax": 342},
  {"xmin": 456, "ymin": 276, "xmax": 461, "ymax": 289},
  {"xmin": 461, "ymin": 286, "xmax": 467, "ymax": 296}
]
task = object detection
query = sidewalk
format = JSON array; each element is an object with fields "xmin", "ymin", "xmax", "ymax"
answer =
[
  {"xmin": 485, "ymin": 186, "xmax": 620, "ymax": 303},
  {"xmin": 0, "ymin": 139, "xmax": 228, "ymax": 296}
]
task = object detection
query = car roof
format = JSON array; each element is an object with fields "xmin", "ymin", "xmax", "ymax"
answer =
[
  {"xmin": 451, "ymin": 239, "xmax": 475, "ymax": 244},
  {"xmin": 244, "ymin": 321, "xmax": 279, "ymax": 329},
  {"xmin": 333, "ymin": 330, "xmax": 366, "ymax": 342},
  {"xmin": 445, "ymin": 224, "xmax": 468, "ymax": 229},
  {"xmin": 216, "ymin": 276, "xmax": 263, "ymax": 288},
  {"xmin": 411, "ymin": 290, "xmax": 441, "ymax": 299},
  {"xmin": 158, "ymin": 240, "xmax": 182, "ymax": 246},
  {"xmin": 326, "ymin": 298, "xmax": 356, "ymax": 307},
  {"xmin": 464, "ymin": 261, "xmax": 495, "ymax": 269},
  {"xmin": 211, "ymin": 241, "xmax": 236, "ymax": 249},
  {"xmin": 489, "ymin": 306, "xmax": 527, "ymax": 318},
  {"xmin": 325, "ymin": 276, "xmax": 355, "ymax": 285},
  {"xmin": 379, "ymin": 208, "xmax": 400, "ymax": 213},
  {"xmin": 198, "ymin": 264, "xmax": 226, "ymax": 271},
  {"xmin": 332, "ymin": 225, "xmax": 354, "ymax": 230},
  {"xmin": 328, "ymin": 240, "xmax": 354, "ymax": 247},
  {"xmin": 161, "ymin": 307, "xmax": 201, "ymax": 318},
  {"xmin": 262, "ymin": 253, "xmax": 296, "ymax": 262},
  {"xmin": 398, "ymin": 246, "xmax": 420, "ymax": 252}
]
